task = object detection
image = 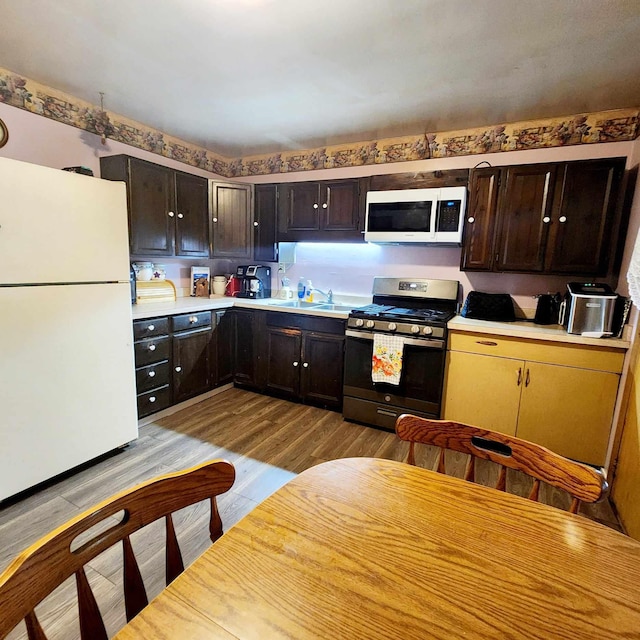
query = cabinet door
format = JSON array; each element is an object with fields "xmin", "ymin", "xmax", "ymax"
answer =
[
  {"xmin": 234, "ymin": 309, "xmax": 260, "ymax": 388},
  {"xmin": 442, "ymin": 351, "xmax": 521, "ymax": 435},
  {"xmin": 545, "ymin": 159, "xmax": 624, "ymax": 275},
  {"xmin": 495, "ymin": 164, "xmax": 556, "ymax": 272},
  {"xmin": 265, "ymin": 327, "xmax": 302, "ymax": 399},
  {"xmin": 280, "ymin": 183, "xmax": 322, "ymax": 232},
  {"xmin": 322, "ymin": 180, "xmax": 360, "ymax": 232},
  {"xmin": 301, "ymin": 332, "xmax": 345, "ymax": 408},
  {"xmin": 175, "ymin": 172, "xmax": 209, "ymax": 257},
  {"xmin": 128, "ymin": 158, "xmax": 175, "ymax": 256},
  {"xmin": 211, "ymin": 182, "xmax": 252, "ymax": 259},
  {"xmin": 254, "ymin": 184, "xmax": 278, "ymax": 262},
  {"xmin": 212, "ymin": 309, "xmax": 235, "ymax": 387},
  {"xmin": 461, "ymin": 168, "xmax": 501, "ymax": 270},
  {"xmin": 172, "ymin": 328, "xmax": 212, "ymax": 404},
  {"xmin": 516, "ymin": 361, "xmax": 619, "ymax": 466}
]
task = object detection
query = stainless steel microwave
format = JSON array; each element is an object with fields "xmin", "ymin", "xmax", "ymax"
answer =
[{"xmin": 364, "ymin": 186, "xmax": 467, "ymax": 244}]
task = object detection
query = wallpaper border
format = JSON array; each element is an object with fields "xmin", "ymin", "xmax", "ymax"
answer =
[{"xmin": 1, "ymin": 66, "xmax": 638, "ymax": 178}]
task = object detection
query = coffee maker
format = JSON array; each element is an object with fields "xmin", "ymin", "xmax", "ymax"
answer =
[{"xmin": 236, "ymin": 265, "xmax": 272, "ymax": 299}]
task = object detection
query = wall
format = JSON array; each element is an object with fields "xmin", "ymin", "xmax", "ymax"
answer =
[
  {"xmin": 238, "ymin": 141, "xmax": 638, "ymax": 311},
  {"xmin": 0, "ymin": 102, "xmax": 237, "ymax": 294},
  {"xmin": 611, "ymin": 136, "xmax": 640, "ymax": 540},
  {"xmin": 1, "ymin": 101, "xmax": 638, "ymax": 307}
]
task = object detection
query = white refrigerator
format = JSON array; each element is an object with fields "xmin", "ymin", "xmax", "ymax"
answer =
[{"xmin": 0, "ymin": 157, "xmax": 138, "ymax": 502}]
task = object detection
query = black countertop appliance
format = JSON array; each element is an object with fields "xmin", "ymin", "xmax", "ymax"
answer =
[{"xmin": 236, "ymin": 265, "xmax": 272, "ymax": 299}]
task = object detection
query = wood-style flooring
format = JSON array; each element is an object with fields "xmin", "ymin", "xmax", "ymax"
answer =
[{"xmin": 0, "ymin": 388, "xmax": 623, "ymax": 639}]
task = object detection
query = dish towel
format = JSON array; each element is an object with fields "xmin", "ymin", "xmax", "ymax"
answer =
[{"xmin": 372, "ymin": 333, "xmax": 405, "ymax": 385}]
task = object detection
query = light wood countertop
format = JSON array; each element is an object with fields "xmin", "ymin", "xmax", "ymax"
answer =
[
  {"xmin": 448, "ymin": 315, "xmax": 631, "ymax": 349},
  {"xmin": 115, "ymin": 457, "xmax": 640, "ymax": 640}
]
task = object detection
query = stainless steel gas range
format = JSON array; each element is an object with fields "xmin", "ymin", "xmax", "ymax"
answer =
[{"xmin": 343, "ymin": 277, "xmax": 459, "ymax": 431}]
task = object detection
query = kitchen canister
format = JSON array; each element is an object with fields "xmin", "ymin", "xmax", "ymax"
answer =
[
  {"xmin": 152, "ymin": 264, "xmax": 166, "ymax": 280},
  {"xmin": 133, "ymin": 262, "xmax": 153, "ymax": 281},
  {"xmin": 212, "ymin": 275, "xmax": 227, "ymax": 295}
]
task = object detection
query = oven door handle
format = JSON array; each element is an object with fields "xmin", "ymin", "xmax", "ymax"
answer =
[{"xmin": 345, "ymin": 330, "xmax": 445, "ymax": 349}]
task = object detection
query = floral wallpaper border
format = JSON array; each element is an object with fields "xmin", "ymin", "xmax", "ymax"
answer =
[{"xmin": 1, "ymin": 66, "xmax": 638, "ymax": 178}]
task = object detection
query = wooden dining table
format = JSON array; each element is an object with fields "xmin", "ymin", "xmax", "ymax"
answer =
[{"xmin": 115, "ymin": 457, "xmax": 640, "ymax": 639}]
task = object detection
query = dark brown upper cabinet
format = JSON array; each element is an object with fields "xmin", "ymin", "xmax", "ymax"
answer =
[
  {"xmin": 100, "ymin": 155, "xmax": 209, "ymax": 258},
  {"xmin": 277, "ymin": 178, "xmax": 365, "ymax": 242},
  {"xmin": 253, "ymin": 184, "xmax": 278, "ymax": 263},
  {"xmin": 461, "ymin": 157, "xmax": 627, "ymax": 278},
  {"xmin": 210, "ymin": 181, "xmax": 253, "ymax": 260}
]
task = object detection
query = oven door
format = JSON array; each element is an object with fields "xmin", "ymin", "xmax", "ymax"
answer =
[{"xmin": 343, "ymin": 329, "xmax": 446, "ymax": 419}]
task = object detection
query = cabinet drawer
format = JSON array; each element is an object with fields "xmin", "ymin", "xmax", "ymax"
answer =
[
  {"xmin": 171, "ymin": 311, "xmax": 212, "ymax": 333},
  {"xmin": 137, "ymin": 385, "xmax": 171, "ymax": 418},
  {"xmin": 134, "ymin": 336, "xmax": 171, "ymax": 367},
  {"xmin": 448, "ymin": 331, "xmax": 624, "ymax": 373},
  {"xmin": 136, "ymin": 360, "xmax": 171, "ymax": 393},
  {"xmin": 133, "ymin": 317, "xmax": 169, "ymax": 340}
]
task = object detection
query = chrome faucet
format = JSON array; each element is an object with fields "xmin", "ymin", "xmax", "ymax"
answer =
[{"xmin": 311, "ymin": 288, "xmax": 333, "ymax": 303}]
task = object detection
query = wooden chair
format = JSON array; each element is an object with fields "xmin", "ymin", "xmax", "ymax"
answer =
[
  {"xmin": 0, "ymin": 459, "xmax": 235, "ymax": 640},
  {"xmin": 395, "ymin": 414, "xmax": 607, "ymax": 513}
]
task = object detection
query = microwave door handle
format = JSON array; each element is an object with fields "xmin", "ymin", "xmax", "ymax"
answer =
[{"xmin": 429, "ymin": 198, "xmax": 437, "ymax": 241}]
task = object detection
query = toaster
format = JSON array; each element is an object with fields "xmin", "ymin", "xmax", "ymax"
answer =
[{"xmin": 559, "ymin": 282, "xmax": 618, "ymax": 336}]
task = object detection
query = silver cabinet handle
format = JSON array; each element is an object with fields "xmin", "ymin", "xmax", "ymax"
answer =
[
  {"xmin": 189, "ymin": 316, "xmax": 197, "ymax": 323},
  {"xmin": 212, "ymin": 217, "xmax": 218, "ymax": 222},
  {"xmin": 543, "ymin": 216, "xmax": 550, "ymax": 223},
  {"xmin": 313, "ymin": 203, "xmax": 319, "ymax": 209},
  {"xmin": 467, "ymin": 216, "xmax": 475, "ymax": 223},
  {"xmin": 148, "ymin": 324, "xmax": 155, "ymax": 331},
  {"xmin": 253, "ymin": 221, "xmax": 259, "ymax": 227},
  {"xmin": 322, "ymin": 203, "xmax": 328, "ymax": 209},
  {"xmin": 177, "ymin": 213, "xmax": 184, "ymax": 219},
  {"xmin": 303, "ymin": 362, "xmax": 309, "ymax": 368},
  {"xmin": 149, "ymin": 396, "xmax": 156, "ymax": 403},
  {"xmin": 148, "ymin": 370, "xmax": 156, "ymax": 378},
  {"xmin": 293, "ymin": 361, "xmax": 299, "ymax": 367},
  {"xmin": 559, "ymin": 216, "xmax": 567, "ymax": 223},
  {"xmin": 175, "ymin": 366, "xmax": 182, "ymax": 372},
  {"xmin": 168, "ymin": 211, "xmax": 175, "ymax": 217},
  {"xmin": 148, "ymin": 344, "xmax": 156, "ymax": 351}
]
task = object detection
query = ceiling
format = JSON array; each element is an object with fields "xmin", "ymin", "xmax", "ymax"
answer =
[{"xmin": 2, "ymin": 0, "xmax": 640, "ymax": 158}]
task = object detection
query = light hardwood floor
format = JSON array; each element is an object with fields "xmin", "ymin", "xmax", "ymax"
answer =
[{"xmin": 0, "ymin": 388, "xmax": 623, "ymax": 639}]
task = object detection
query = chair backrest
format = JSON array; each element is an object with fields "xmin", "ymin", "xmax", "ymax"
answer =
[
  {"xmin": 395, "ymin": 414, "xmax": 607, "ymax": 513},
  {"xmin": 0, "ymin": 459, "xmax": 235, "ymax": 640}
]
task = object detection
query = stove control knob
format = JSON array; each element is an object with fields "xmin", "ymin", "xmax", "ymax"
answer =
[
  {"xmin": 388, "ymin": 322, "xmax": 397, "ymax": 331},
  {"xmin": 355, "ymin": 318, "xmax": 364, "ymax": 327},
  {"xmin": 410, "ymin": 325, "xmax": 420, "ymax": 334},
  {"xmin": 422, "ymin": 326, "xmax": 433, "ymax": 336},
  {"xmin": 366, "ymin": 320, "xmax": 375, "ymax": 329}
]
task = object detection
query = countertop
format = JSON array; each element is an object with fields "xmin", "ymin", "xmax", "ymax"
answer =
[
  {"xmin": 448, "ymin": 315, "xmax": 631, "ymax": 349},
  {"xmin": 130, "ymin": 295, "xmax": 369, "ymax": 321},
  {"xmin": 131, "ymin": 297, "xmax": 631, "ymax": 350}
]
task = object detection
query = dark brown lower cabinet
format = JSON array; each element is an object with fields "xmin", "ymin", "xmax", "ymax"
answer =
[
  {"xmin": 212, "ymin": 309, "xmax": 235, "ymax": 387},
  {"xmin": 234, "ymin": 309, "xmax": 265, "ymax": 390},
  {"xmin": 300, "ymin": 332, "xmax": 345, "ymax": 408},
  {"xmin": 264, "ymin": 313, "xmax": 345, "ymax": 409},
  {"xmin": 172, "ymin": 328, "xmax": 212, "ymax": 404}
]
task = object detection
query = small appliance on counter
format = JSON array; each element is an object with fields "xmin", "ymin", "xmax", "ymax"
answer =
[
  {"xmin": 533, "ymin": 293, "xmax": 562, "ymax": 325},
  {"xmin": 559, "ymin": 282, "xmax": 618, "ymax": 336},
  {"xmin": 236, "ymin": 265, "xmax": 272, "ymax": 299},
  {"xmin": 225, "ymin": 274, "xmax": 242, "ymax": 297}
]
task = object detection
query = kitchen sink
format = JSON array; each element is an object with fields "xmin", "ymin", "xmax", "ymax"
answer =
[
  {"xmin": 269, "ymin": 300, "xmax": 324, "ymax": 308},
  {"xmin": 267, "ymin": 300, "xmax": 356, "ymax": 312},
  {"xmin": 311, "ymin": 304, "xmax": 356, "ymax": 312}
]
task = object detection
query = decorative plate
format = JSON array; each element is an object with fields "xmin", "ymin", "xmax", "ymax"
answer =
[{"xmin": 0, "ymin": 118, "xmax": 8, "ymax": 148}]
